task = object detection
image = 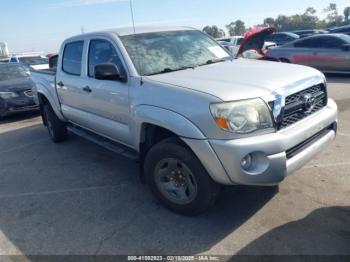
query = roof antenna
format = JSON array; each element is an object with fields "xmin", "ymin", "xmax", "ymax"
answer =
[{"xmin": 129, "ymin": 0, "xmax": 136, "ymax": 33}]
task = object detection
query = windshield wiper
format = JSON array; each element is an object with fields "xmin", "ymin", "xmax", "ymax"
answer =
[
  {"xmin": 206, "ymin": 58, "xmax": 227, "ymax": 64},
  {"xmin": 146, "ymin": 66, "xmax": 195, "ymax": 76},
  {"xmin": 196, "ymin": 58, "xmax": 228, "ymax": 68}
]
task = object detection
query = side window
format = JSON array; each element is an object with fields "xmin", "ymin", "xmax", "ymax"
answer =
[
  {"xmin": 88, "ymin": 39, "xmax": 126, "ymax": 78},
  {"xmin": 336, "ymin": 28, "xmax": 350, "ymax": 34},
  {"xmin": 285, "ymin": 35, "xmax": 294, "ymax": 41},
  {"xmin": 319, "ymin": 36, "xmax": 345, "ymax": 49},
  {"xmin": 62, "ymin": 41, "xmax": 84, "ymax": 75},
  {"xmin": 294, "ymin": 38, "xmax": 319, "ymax": 48},
  {"xmin": 236, "ymin": 38, "xmax": 243, "ymax": 45}
]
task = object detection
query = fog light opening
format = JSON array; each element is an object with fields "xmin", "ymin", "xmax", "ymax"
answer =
[{"xmin": 241, "ymin": 154, "xmax": 252, "ymax": 170}]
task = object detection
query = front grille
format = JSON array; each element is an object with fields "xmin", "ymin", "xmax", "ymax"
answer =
[
  {"xmin": 24, "ymin": 90, "xmax": 33, "ymax": 97},
  {"xmin": 278, "ymin": 84, "xmax": 327, "ymax": 129}
]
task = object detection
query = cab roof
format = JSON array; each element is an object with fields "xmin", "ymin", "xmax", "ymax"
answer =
[{"xmin": 65, "ymin": 26, "xmax": 197, "ymax": 42}]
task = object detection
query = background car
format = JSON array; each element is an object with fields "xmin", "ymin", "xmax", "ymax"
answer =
[
  {"xmin": 0, "ymin": 63, "xmax": 38, "ymax": 118},
  {"xmin": 329, "ymin": 25, "xmax": 350, "ymax": 36},
  {"xmin": 219, "ymin": 33, "xmax": 276, "ymax": 56},
  {"xmin": 292, "ymin": 29, "xmax": 328, "ymax": 38},
  {"xmin": 235, "ymin": 27, "xmax": 279, "ymax": 61},
  {"xmin": 266, "ymin": 34, "xmax": 350, "ymax": 74},
  {"xmin": 217, "ymin": 36, "xmax": 244, "ymax": 56},
  {"xmin": 10, "ymin": 55, "xmax": 49, "ymax": 70},
  {"xmin": 216, "ymin": 36, "xmax": 244, "ymax": 46},
  {"xmin": 265, "ymin": 32, "xmax": 300, "ymax": 45}
]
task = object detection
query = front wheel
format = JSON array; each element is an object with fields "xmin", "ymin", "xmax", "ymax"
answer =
[
  {"xmin": 144, "ymin": 138, "xmax": 221, "ymax": 216},
  {"xmin": 42, "ymin": 103, "xmax": 67, "ymax": 143}
]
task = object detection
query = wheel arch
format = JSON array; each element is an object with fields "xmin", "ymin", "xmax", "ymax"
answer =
[
  {"xmin": 36, "ymin": 90, "xmax": 66, "ymax": 122},
  {"xmin": 132, "ymin": 105, "xmax": 206, "ymax": 152}
]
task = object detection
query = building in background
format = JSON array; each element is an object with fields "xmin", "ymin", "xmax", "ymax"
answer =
[{"xmin": 0, "ymin": 42, "xmax": 10, "ymax": 62}]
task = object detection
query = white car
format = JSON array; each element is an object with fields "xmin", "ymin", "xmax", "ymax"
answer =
[{"xmin": 217, "ymin": 36, "xmax": 244, "ymax": 56}]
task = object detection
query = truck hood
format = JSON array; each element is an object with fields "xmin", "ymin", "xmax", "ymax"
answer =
[{"xmin": 145, "ymin": 59, "xmax": 323, "ymax": 101}]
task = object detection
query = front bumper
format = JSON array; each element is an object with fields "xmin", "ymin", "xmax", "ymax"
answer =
[
  {"xmin": 183, "ymin": 99, "xmax": 338, "ymax": 186},
  {"xmin": 0, "ymin": 97, "xmax": 39, "ymax": 117}
]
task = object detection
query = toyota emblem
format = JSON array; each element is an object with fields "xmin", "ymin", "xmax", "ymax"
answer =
[{"xmin": 302, "ymin": 93, "xmax": 316, "ymax": 112}]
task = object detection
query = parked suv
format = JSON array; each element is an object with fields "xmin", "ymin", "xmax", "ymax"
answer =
[{"xmin": 31, "ymin": 26, "xmax": 338, "ymax": 215}]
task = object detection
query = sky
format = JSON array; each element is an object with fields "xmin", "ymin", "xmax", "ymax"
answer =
[{"xmin": 1, "ymin": 0, "xmax": 349, "ymax": 53}]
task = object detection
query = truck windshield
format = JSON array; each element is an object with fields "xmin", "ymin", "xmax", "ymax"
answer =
[
  {"xmin": 0, "ymin": 64, "xmax": 29, "ymax": 82},
  {"xmin": 120, "ymin": 30, "xmax": 231, "ymax": 76}
]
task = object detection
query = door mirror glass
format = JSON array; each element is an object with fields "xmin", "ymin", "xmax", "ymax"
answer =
[
  {"xmin": 94, "ymin": 63, "xmax": 126, "ymax": 82},
  {"xmin": 341, "ymin": 44, "xmax": 350, "ymax": 51}
]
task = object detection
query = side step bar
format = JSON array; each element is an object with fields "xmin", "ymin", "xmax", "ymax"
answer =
[{"xmin": 67, "ymin": 125, "xmax": 139, "ymax": 162}]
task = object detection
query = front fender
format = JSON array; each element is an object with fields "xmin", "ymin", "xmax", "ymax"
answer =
[
  {"xmin": 131, "ymin": 105, "xmax": 206, "ymax": 150},
  {"xmin": 131, "ymin": 105, "xmax": 233, "ymax": 185}
]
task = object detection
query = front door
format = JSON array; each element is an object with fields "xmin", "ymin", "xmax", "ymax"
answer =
[{"xmin": 81, "ymin": 38, "xmax": 131, "ymax": 146}]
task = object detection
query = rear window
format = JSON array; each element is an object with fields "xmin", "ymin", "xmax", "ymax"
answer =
[{"xmin": 62, "ymin": 41, "xmax": 84, "ymax": 75}]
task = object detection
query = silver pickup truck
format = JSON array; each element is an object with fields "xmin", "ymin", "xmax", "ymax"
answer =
[{"xmin": 31, "ymin": 26, "xmax": 338, "ymax": 215}]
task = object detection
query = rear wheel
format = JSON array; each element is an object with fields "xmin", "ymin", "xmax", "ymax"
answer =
[
  {"xmin": 42, "ymin": 103, "xmax": 67, "ymax": 143},
  {"xmin": 144, "ymin": 138, "xmax": 221, "ymax": 215},
  {"xmin": 280, "ymin": 58, "xmax": 291, "ymax": 63}
]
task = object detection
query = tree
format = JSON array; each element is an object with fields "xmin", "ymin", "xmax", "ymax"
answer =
[
  {"xmin": 226, "ymin": 20, "xmax": 246, "ymax": 36},
  {"xmin": 264, "ymin": 17, "xmax": 275, "ymax": 27},
  {"xmin": 344, "ymin": 7, "xmax": 350, "ymax": 21},
  {"xmin": 274, "ymin": 15, "xmax": 289, "ymax": 31},
  {"xmin": 305, "ymin": 7, "xmax": 316, "ymax": 15},
  {"xmin": 202, "ymin": 25, "xmax": 225, "ymax": 38},
  {"xmin": 324, "ymin": 3, "xmax": 343, "ymax": 26}
]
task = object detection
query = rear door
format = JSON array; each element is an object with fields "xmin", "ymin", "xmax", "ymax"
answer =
[
  {"xmin": 81, "ymin": 38, "xmax": 131, "ymax": 145},
  {"xmin": 291, "ymin": 38, "xmax": 319, "ymax": 67},
  {"xmin": 56, "ymin": 40, "xmax": 90, "ymax": 126},
  {"xmin": 313, "ymin": 36, "xmax": 350, "ymax": 72}
]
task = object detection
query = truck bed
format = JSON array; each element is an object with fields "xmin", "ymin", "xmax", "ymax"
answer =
[{"xmin": 30, "ymin": 68, "xmax": 57, "ymax": 106}]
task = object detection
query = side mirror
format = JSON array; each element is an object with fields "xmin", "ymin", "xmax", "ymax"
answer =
[
  {"xmin": 94, "ymin": 63, "xmax": 126, "ymax": 82},
  {"xmin": 341, "ymin": 44, "xmax": 350, "ymax": 51}
]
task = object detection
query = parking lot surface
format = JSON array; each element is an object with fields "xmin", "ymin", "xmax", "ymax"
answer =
[{"xmin": 0, "ymin": 75, "xmax": 349, "ymax": 256}]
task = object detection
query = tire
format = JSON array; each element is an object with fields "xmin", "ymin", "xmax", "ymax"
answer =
[
  {"xmin": 42, "ymin": 103, "xmax": 67, "ymax": 143},
  {"xmin": 144, "ymin": 137, "xmax": 221, "ymax": 216},
  {"xmin": 280, "ymin": 58, "xmax": 291, "ymax": 63}
]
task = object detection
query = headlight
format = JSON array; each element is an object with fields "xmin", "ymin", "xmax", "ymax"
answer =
[
  {"xmin": 0, "ymin": 92, "xmax": 19, "ymax": 99},
  {"xmin": 210, "ymin": 98, "xmax": 274, "ymax": 134}
]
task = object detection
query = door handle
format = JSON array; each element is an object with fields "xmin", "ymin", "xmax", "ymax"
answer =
[
  {"xmin": 57, "ymin": 81, "xmax": 64, "ymax": 87},
  {"xmin": 82, "ymin": 86, "xmax": 92, "ymax": 93}
]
